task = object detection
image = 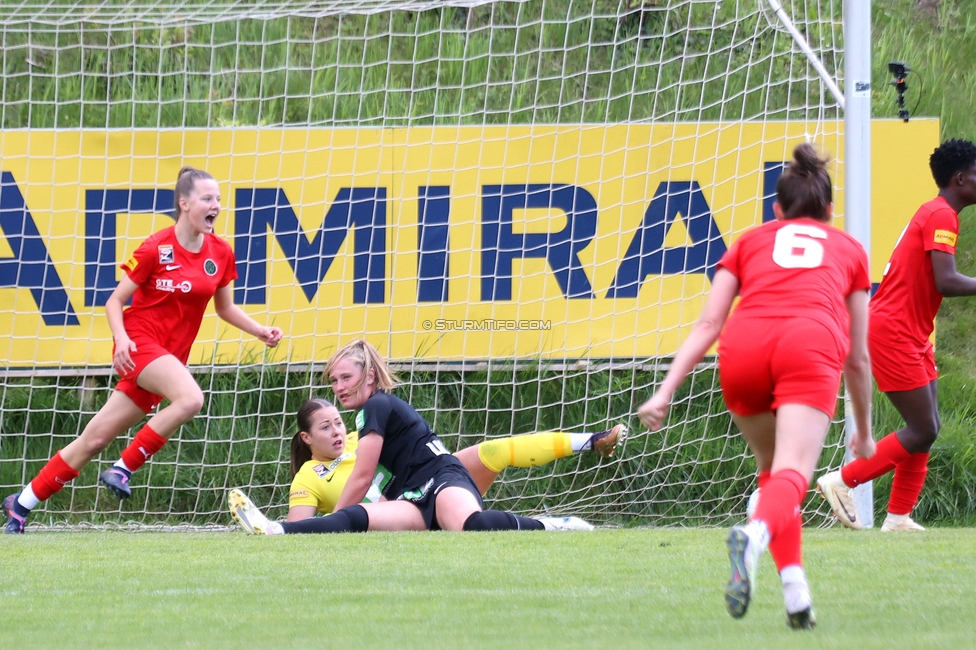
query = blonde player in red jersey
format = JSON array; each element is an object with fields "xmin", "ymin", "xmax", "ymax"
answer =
[
  {"xmin": 817, "ymin": 138, "xmax": 976, "ymax": 533},
  {"xmin": 638, "ymin": 143, "xmax": 875, "ymax": 629},
  {"xmin": 3, "ymin": 167, "xmax": 283, "ymax": 534}
]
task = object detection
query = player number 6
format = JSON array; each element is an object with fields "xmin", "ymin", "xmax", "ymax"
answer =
[{"xmin": 771, "ymin": 224, "xmax": 827, "ymax": 269}]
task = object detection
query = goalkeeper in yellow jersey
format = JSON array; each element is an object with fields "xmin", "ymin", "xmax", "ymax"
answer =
[{"xmin": 233, "ymin": 396, "xmax": 626, "ymax": 526}]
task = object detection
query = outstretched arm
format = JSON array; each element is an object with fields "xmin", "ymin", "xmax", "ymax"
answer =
[
  {"xmin": 931, "ymin": 250, "xmax": 976, "ymax": 297},
  {"xmin": 637, "ymin": 268, "xmax": 739, "ymax": 431},
  {"xmin": 212, "ymin": 284, "xmax": 283, "ymax": 347},
  {"xmin": 843, "ymin": 289, "xmax": 874, "ymax": 458},
  {"xmin": 105, "ymin": 275, "xmax": 140, "ymax": 375}
]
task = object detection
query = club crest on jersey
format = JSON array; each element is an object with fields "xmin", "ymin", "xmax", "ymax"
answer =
[
  {"xmin": 355, "ymin": 410, "xmax": 365, "ymax": 430},
  {"xmin": 204, "ymin": 258, "xmax": 218, "ymax": 276},
  {"xmin": 158, "ymin": 245, "xmax": 174, "ymax": 265}
]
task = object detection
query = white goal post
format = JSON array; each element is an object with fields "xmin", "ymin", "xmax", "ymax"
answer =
[{"xmin": 0, "ymin": 0, "xmax": 888, "ymax": 529}]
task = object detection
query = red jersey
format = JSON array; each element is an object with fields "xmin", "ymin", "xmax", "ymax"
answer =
[
  {"xmin": 869, "ymin": 196, "xmax": 958, "ymax": 349},
  {"xmin": 717, "ymin": 218, "xmax": 870, "ymax": 352},
  {"xmin": 119, "ymin": 226, "xmax": 238, "ymax": 364}
]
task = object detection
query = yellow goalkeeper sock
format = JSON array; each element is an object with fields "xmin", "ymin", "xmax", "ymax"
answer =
[{"xmin": 477, "ymin": 431, "xmax": 572, "ymax": 473}]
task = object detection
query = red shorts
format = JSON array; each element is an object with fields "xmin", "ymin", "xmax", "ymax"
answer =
[
  {"xmin": 718, "ymin": 317, "xmax": 845, "ymax": 418},
  {"xmin": 868, "ymin": 332, "xmax": 937, "ymax": 393},
  {"xmin": 113, "ymin": 339, "xmax": 172, "ymax": 413}
]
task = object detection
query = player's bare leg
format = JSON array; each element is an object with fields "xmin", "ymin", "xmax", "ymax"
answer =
[
  {"xmin": 100, "ymin": 356, "xmax": 205, "ymax": 499},
  {"xmin": 728, "ymin": 405, "xmax": 826, "ymax": 628},
  {"xmin": 4, "ymin": 391, "xmax": 145, "ymax": 533}
]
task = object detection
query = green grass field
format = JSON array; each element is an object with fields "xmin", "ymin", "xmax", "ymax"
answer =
[
  {"xmin": 3, "ymin": 0, "xmax": 976, "ymax": 526},
  {"xmin": 1, "ymin": 528, "xmax": 973, "ymax": 649},
  {"xmin": 2, "ymin": 3, "xmax": 976, "ymax": 645}
]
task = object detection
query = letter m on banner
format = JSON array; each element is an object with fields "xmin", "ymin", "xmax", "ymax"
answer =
[{"xmin": 234, "ymin": 188, "xmax": 387, "ymax": 305}]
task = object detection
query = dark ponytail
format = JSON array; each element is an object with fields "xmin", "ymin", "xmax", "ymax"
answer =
[
  {"xmin": 289, "ymin": 398, "xmax": 337, "ymax": 478},
  {"xmin": 775, "ymin": 143, "xmax": 832, "ymax": 222}
]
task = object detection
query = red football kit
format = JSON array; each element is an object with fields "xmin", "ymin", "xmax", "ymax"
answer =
[
  {"xmin": 114, "ymin": 225, "xmax": 237, "ymax": 411},
  {"xmin": 869, "ymin": 196, "xmax": 958, "ymax": 392},
  {"xmin": 716, "ymin": 218, "xmax": 871, "ymax": 417}
]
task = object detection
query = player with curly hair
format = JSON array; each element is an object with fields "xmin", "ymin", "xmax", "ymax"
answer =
[{"xmin": 817, "ymin": 138, "xmax": 976, "ymax": 532}]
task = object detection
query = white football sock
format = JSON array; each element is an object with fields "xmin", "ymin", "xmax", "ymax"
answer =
[{"xmin": 780, "ymin": 565, "xmax": 811, "ymax": 614}]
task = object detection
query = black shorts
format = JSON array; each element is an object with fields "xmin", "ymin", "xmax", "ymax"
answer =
[{"xmin": 395, "ymin": 464, "xmax": 484, "ymax": 530}]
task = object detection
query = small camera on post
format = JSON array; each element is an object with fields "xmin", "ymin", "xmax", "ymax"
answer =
[{"xmin": 888, "ymin": 61, "xmax": 911, "ymax": 122}]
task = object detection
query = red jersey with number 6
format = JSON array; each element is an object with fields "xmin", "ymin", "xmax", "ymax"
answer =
[
  {"xmin": 717, "ymin": 218, "xmax": 871, "ymax": 348},
  {"xmin": 119, "ymin": 225, "xmax": 237, "ymax": 364},
  {"xmin": 869, "ymin": 196, "xmax": 958, "ymax": 349}
]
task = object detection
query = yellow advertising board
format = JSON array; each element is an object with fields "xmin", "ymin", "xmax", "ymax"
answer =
[{"xmin": 0, "ymin": 120, "xmax": 940, "ymax": 366}]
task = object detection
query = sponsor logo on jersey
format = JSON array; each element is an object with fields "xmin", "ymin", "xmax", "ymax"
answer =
[
  {"xmin": 204, "ymin": 258, "xmax": 218, "ymax": 276},
  {"xmin": 933, "ymin": 230, "xmax": 957, "ymax": 247},
  {"xmin": 355, "ymin": 410, "xmax": 365, "ymax": 430},
  {"xmin": 155, "ymin": 278, "xmax": 192, "ymax": 293},
  {"xmin": 289, "ymin": 489, "xmax": 309, "ymax": 499},
  {"xmin": 158, "ymin": 245, "xmax": 174, "ymax": 264},
  {"xmin": 312, "ymin": 452, "xmax": 352, "ymax": 479},
  {"xmin": 124, "ymin": 255, "xmax": 139, "ymax": 272},
  {"xmin": 165, "ymin": 264, "xmax": 181, "ymax": 271},
  {"xmin": 371, "ymin": 466, "xmax": 392, "ymax": 497}
]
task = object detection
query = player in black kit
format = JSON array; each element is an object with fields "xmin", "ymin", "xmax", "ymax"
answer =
[{"xmin": 229, "ymin": 339, "xmax": 595, "ymax": 535}]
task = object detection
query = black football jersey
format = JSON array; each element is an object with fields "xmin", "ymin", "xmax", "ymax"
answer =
[{"xmin": 354, "ymin": 391, "xmax": 463, "ymax": 499}]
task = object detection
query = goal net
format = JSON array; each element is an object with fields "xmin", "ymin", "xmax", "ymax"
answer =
[{"xmin": 1, "ymin": 0, "xmax": 853, "ymax": 529}]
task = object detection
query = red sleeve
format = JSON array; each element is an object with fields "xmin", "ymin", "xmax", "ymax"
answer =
[
  {"xmin": 119, "ymin": 237, "xmax": 157, "ymax": 286},
  {"xmin": 716, "ymin": 237, "xmax": 742, "ymax": 278},
  {"xmin": 921, "ymin": 207, "xmax": 959, "ymax": 255},
  {"xmin": 218, "ymin": 241, "xmax": 238, "ymax": 288},
  {"xmin": 849, "ymin": 240, "xmax": 871, "ymax": 293}
]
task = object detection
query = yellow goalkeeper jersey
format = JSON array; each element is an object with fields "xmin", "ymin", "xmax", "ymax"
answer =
[{"xmin": 288, "ymin": 432, "xmax": 389, "ymax": 514}]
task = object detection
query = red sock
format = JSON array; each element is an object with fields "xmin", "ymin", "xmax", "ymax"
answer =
[
  {"xmin": 768, "ymin": 509, "xmax": 803, "ymax": 571},
  {"xmin": 841, "ymin": 432, "xmax": 910, "ymax": 487},
  {"xmin": 119, "ymin": 424, "xmax": 168, "ymax": 473},
  {"xmin": 754, "ymin": 469, "xmax": 807, "ymax": 571},
  {"xmin": 888, "ymin": 451, "xmax": 930, "ymax": 515},
  {"xmin": 757, "ymin": 470, "xmax": 771, "ymax": 489},
  {"xmin": 30, "ymin": 452, "xmax": 81, "ymax": 501}
]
